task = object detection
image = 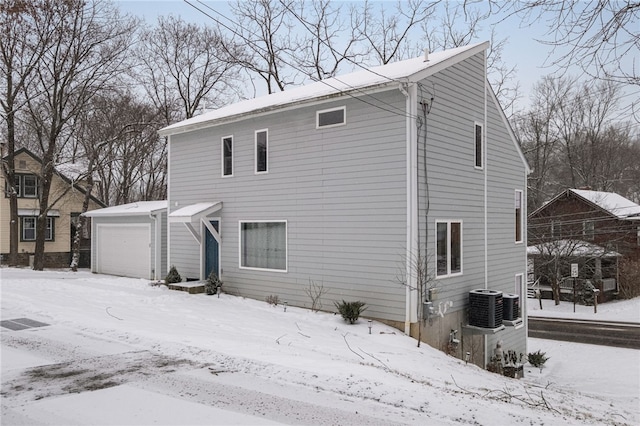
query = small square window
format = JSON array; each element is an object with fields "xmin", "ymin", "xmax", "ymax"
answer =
[{"xmin": 317, "ymin": 106, "xmax": 346, "ymax": 128}]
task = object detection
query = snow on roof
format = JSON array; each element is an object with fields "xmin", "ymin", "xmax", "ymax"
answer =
[
  {"xmin": 83, "ymin": 201, "xmax": 167, "ymax": 217},
  {"xmin": 527, "ymin": 239, "xmax": 621, "ymax": 258},
  {"xmin": 168, "ymin": 202, "xmax": 222, "ymax": 222},
  {"xmin": 571, "ymin": 189, "xmax": 640, "ymax": 219},
  {"xmin": 159, "ymin": 42, "xmax": 488, "ymax": 136}
]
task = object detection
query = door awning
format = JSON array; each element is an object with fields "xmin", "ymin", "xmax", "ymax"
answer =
[
  {"xmin": 169, "ymin": 202, "xmax": 222, "ymax": 244},
  {"xmin": 17, "ymin": 209, "xmax": 60, "ymax": 217},
  {"xmin": 169, "ymin": 202, "xmax": 222, "ymax": 224}
]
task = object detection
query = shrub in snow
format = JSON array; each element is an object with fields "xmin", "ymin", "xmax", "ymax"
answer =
[
  {"xmin": 165, "ymin": 266, "xmax": 181, "ymax": 284},
  {"xmin": 528, "ymin": 350, "xmax": 549, "ymax": 370},
  {"xmin": 335, "ymin": 300, "xmax": 366, "ymax": 324},
  {"xmin": 265, "ymin": 295, "xmax": 279, "ymax": 306},
  {"xmin": 205, "ymin": 272, "xmax": 222, "ymax": 295}
]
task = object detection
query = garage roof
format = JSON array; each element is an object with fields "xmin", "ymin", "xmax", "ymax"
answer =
[{"xmin": 83, "ymin": 201, "xmax": 167, "ymax": 217}]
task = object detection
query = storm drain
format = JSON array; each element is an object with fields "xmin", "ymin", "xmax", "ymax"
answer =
[{"xmin": 0, "ymin": 318, "xmax": 49, "ymax": 331}]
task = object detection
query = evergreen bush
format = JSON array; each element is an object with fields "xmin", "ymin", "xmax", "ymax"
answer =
[
  {"xmin": 165, "ymin": 266, "xmax": 181, "ymax": 284},
  {"xmin": 335, "ymin": 300, "xmax": 367, "ymax": 324},
  {"xmin": 205, "ymin": 272, "xmax": 222, "ymax": 295},
  {"xmin": 527, "ymin": 350, "xmax": 549, "ymax": 368}
]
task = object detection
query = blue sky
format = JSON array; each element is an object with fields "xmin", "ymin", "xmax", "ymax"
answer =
[{"xmin": 115, "ymin": 0, "xmax": 637, "ymax": 118}]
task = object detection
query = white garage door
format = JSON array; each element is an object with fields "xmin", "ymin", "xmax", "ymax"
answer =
[{"xmin": 96, "ymin": 224, "xmax": 150, "ymax": 278}]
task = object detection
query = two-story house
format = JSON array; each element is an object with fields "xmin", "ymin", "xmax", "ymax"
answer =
[
  {"xmin": 528, "ymin": 188, "xmax": 640, "ymax": 299},
  {"xmin": 1, "ymin": 147, "xmax": 105, "ymax": 267},
  {"xmin": 159, "ymin": 42, "xmax": 530, "ymax": 366}
]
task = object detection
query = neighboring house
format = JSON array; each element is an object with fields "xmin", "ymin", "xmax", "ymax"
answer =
[
  {"xmin": 159, "ymin": 42, "xmax": 530, "ymax": 366},
  {"xmin": 83, "ymin": 201, "xmax": 167, "ymax": 280},
  {"xmin": 1, "ymin": 147, "xmax": 106, "ymax": 267},
  {"xmin": 528, "ymin": 188, "xmax": 640, "ymax": 300}
]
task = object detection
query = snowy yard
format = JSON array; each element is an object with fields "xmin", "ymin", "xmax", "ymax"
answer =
[{"xmin": 1, "ymin": 267, "xmax": 638, "ymax": 425}]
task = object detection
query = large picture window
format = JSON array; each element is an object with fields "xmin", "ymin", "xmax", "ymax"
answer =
[
  {"xmin": 240, "ymin": 221, "xmax": 287, "ymax": 271},
  {"xmin": 436, "ymin": 220, "xmax": 462, "ymax": 277},
  {"xmin": 255, "ymin": 129, "xmax": 268, "ymax": 174},
  {"xmin": 222, "ymin": 135, "xmax": 233, "ymax": 177}
]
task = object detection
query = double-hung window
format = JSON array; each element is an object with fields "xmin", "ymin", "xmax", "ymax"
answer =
[
  {"xmin": 436, "ymin": 220, "xmax": 462, "ymax": 277},
  {"xmin": 474, "ymin": 123, "xmax": 483, "ymax": 168},
  {"xmin": 240, "ymin": 221, "xmax": 287, "ymax": 271},
  {"xmin": 5, "ymin": 174, "xmax": 38, "ymax": 198},
  {"xmin": 255, "ymin": 129, "xmax": 268, "ymax": 174},
  {"xmin": 222, "ymin": 136, "xmax": 233, "ymax": 177},
  {"xmin": 515, "ymin": 190, "xmax": 523, "ymax": 243},
  {"xmin": 21, "ymin": 217, "xmax": 54, "ymax": 241}
]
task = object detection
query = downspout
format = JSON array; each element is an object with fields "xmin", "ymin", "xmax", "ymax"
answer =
[
  {"xmin": 483, "ymin": 49, "xmax": 489, "ymax": 365},
  {"xmin": 150, "ymin": 212, "xmax": 159, "ymax": 280},
  {"xmin": 401, "ymin": 82, "xmax": 419, "ymax": 334}
]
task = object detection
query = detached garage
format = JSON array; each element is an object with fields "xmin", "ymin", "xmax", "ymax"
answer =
[{"xmin": 83, "ymin": 201, "xmax": 167, "ymax": 280}]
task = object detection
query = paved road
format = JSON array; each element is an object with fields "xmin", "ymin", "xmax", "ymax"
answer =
[{"xmin": 528, "ymin": 317, "xmax": 640, "ymax": 349}]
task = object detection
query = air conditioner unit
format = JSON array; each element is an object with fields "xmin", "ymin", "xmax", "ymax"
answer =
[
  {"xmin": 502, "ymin": 293, "xmax": 520, "ymax": 321},
  {"xmin": 468, "ymin": 289, "xmax": 503, "ymax": 328}
]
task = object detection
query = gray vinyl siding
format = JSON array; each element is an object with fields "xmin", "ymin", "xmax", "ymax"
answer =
[
  {"xmin": 169, "ymin": 89, "xmax": 408, "ymax": 321},
  {"xmin": 417, "ymin": 52, "xmax": 487, "ymax": 311},
  {"xmin": 485, "ymin": 90, "xmax": 528, "ymax": 356},
  {"xmin": 415, "ymin": 52, "xmax": 527, "ymax": 358}
]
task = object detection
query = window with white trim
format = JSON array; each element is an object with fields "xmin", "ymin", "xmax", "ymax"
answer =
[
  {"xmin": 474, "ymin": 123, "xmax": 483, "ymax": 168},
  {"xmin": 317, "ymin": 106, "xmax": 345, "ymax": 128},
  {"xmin": 255, "ymin": 129, "xmax": 268, "ymax": 173},
  {"xmin": 515, "ymin": 190, "xmax": 523, "ymax": 243},
  {"xmin": 21, "ymin": 217, "xmax": 54, "ymax": 241},
  {"xmin": 240, "ymin": 221, "xmax": 287, "ymax": 271},
  {"xmin": 222, "ymin": 135, "xmax": 233, "ymax": 177},
  {"xmin": 436, "ymin": 220, "xmax": 462, "ymax": 277}
]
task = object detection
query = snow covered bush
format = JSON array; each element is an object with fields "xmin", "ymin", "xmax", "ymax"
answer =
[
  {"xmin": 165, "ymin": 266, "xmax": 181, "ymax": 284},
  {"xmin": 528, "ymin": 350, "xmax": 549, "ymax": 369},
  {"xmin": 205, "ymin": 272, "xmax": 222, "ymax": 295},
  {"xmin": 335, "ymin": 300, "xmax": 366, "ymax": 324}
]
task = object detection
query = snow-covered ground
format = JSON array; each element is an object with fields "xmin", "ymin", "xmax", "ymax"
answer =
[{"xmin": 1, "ymin": 267, "xmax": 638, "ymax": 425}]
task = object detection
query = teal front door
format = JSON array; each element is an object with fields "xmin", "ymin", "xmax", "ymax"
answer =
[{"xmin": 205, "ymin": 221, "xmax": 219, "ymax": 278}]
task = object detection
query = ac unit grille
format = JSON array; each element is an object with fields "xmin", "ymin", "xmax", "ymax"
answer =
[
  {"xmin": 503, "ymin": 293, "xmax": 520, "ymax": 321},
  {"xmin": 468, "ymin": 289, "xmax": 503, "ymax": 328}
]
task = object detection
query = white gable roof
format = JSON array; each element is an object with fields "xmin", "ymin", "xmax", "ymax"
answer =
[
  {"xmin": 83, "ymin": 201, "xmax": 167, "ymax": 217},
  {"xmin": 571, "ymin": 189, "xmax": 640, "ymax": 219},
  {"xmin": 159, "ymin": 42, "xmax": 489, "ymax": 136}
]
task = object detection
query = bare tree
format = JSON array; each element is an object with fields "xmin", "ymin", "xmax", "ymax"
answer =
[
  {"xmin": 20, "ymin": 0, "xmax": 137, "ymax": 270},
  {"xmin": 138, "ymin": 15, "xmax": 241, "ymax": 123},
  {"xmin": 286, "ymin": 0, "xmax": 366, "ymax": 81},
  {"xmin": 502, "ymin": 1, "xmax": 639, "ymax": 87},
  {"xmin": 227, "ymin": 0, "xmax": 298, "ymax": 94},
  {"xmin": 0, "ymin": 0, "xmax": 47, "ymax": 266},
  {"xmin": 356, "ymin": 0, "xmax": 436, "ymax": 65}
]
